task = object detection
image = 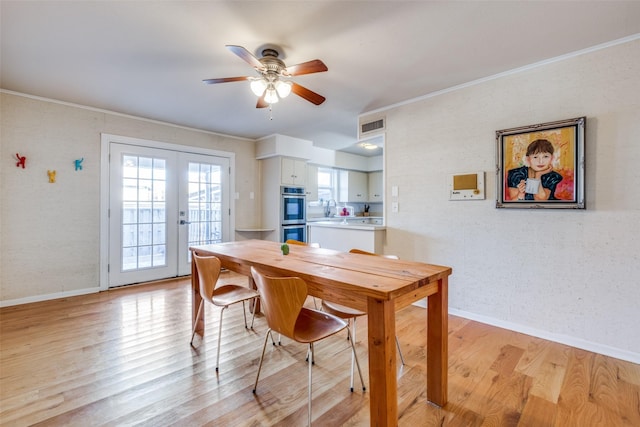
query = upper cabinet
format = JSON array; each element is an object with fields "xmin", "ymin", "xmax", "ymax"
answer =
[
  {"xmin": 368, "ymin": 171, "xmax": 383, "ymax": 202},
  {"xmin": 305, "ymin": 164, "xmax": 318, "ymax": 201},
  {"xmin": 338, "ymin": 170, "xmax": 368, "ymax": 203},
  {"xmin": 281, "ymin": 157, "xmax": 307, "ymax": 186}
]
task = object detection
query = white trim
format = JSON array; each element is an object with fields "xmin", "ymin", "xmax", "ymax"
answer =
[
  {"xmin": 0, "ymin": 89, "xmax": 252, "ymax": 142},
  {"xmin": 0, "ymin": 288, "xmax": 99, "ymax": 308},
  {"xmin": 99, "ymin": 133, "xmax": 236, "ymax": 291},
  {"xmin": 411, "ymin": 300, "xmax": 640, "ymax": 364},
  {"xmin": 362, "ymin": 33, "xmax": 640, "ymax": 117}
]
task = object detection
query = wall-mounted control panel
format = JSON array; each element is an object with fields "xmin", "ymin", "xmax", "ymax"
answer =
[{"xmin": 449, "ymin": 172, "xmax": 485, "ymax": 200}]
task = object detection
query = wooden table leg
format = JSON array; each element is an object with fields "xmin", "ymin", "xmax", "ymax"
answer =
[
  {"xmin": 427, "ymin": 276, "xmax": 449, "ymax": 406},
  {"xmin": 367, "ymin": 297, "xmax": 397, "ymax": 426},
  {"xmin": 191, "ymin": 254, "xmax": 205, "ymax": 337}
]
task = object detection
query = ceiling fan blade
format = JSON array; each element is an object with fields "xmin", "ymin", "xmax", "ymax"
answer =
[
  {"xmin": 202, "ymin": 76, "xmax": 251, "ymax": 84},
  {"xmin": 256, "ymin": 95, "xmax": 268, "ymax": 109},
  {"xmin": 291, "ymin": 82, "xmax": 326, "ymax": 105},
  {"xmin": 284, "ymin": 59, "xmax": 328, "ymax": 76},
  {"xmin": 226, "ymin": 45, "xmax": 265, "ymax": 70}
]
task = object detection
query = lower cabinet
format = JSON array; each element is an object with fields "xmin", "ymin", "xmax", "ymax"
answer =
[{"xmin": 307, "ymin": 224, "xmax": 385, "ymax": 254}]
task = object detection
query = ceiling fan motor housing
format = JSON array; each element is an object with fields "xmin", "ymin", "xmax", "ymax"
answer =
[{"xmin": 259, "ymin": 49, "xmax": 286, "ymax": 77}]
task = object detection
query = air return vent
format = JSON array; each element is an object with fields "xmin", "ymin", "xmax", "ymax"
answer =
[{"xmin": 358, "ymin": 115, "xmax": 386, "ymax": 139}]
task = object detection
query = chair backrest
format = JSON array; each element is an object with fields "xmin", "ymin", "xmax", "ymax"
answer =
[
  {"xmin": 349, "ymin": 248, "xmax": 399, "ymax": 260},
  {"xmin": 193, "ymin": 254, "xmax": 222, "ymax": 304},
  {"xmin": 285, "ymin": 239, "xmax": 307, "ymax": 246},
  {"xmin": 250, "ymin": 267, "xmax": 307, "ymax": 339},
  {"xmin": 286, "ymin": 239, "xmax": 320, "ymax": 248}
]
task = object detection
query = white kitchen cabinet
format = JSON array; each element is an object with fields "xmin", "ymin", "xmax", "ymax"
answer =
[
  {"xmin": 281, "ymin": 158, "xmax": 307, "ymax": 186},
  {"xmin": 305, "ymin": 164, "xmax": 318, "ymax": 201},
  {"xmin": 307, "ymin": 222, "xmax": 385, "ymax": 254},
  {"xmin": 338, "ymin": 170, "xmax": 368, "ymax": 202},
  {"xmin": 368, "ymin": 171, "xmax": 383, "ymax": 202}
]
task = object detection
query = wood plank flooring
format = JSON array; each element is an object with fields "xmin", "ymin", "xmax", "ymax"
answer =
[{"xmin": 1, "ymin": 273, "xmax": 639, "ymax": 426}]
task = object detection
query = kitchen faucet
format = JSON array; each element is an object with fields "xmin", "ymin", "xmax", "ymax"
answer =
[{"xmin": 325, "ymin": 199, "xmax": 336, "ymax": 217}]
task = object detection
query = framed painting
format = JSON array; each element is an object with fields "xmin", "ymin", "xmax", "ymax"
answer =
[{"xmin": 496, "ymin": 116, "xmax": 585, "ymax": 209}]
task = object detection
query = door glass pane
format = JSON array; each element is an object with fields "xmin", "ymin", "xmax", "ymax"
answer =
[
  {"xmin": 121, "ymin": 154, "xmax": 168, "ymax": 271},
  {"xmin": 187, "ymin": 162, "xmax": 223, "ymax": 262}
]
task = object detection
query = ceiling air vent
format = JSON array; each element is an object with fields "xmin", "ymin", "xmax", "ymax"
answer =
[{"xmin": 358, "ymin": 115, "xmax": 386, "ymax": 139}]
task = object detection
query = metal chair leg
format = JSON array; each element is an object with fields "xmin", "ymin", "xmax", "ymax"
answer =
[
  {"xmin": 190, "ymin": 300, "xmax": 204, "ymax": 345},
  {"xmin": 396, "ymin": 336, "xmax": 405, "ymax": 366},
  {"xmin": 215, "ymin": 306, "xmax": 227, "ymax": 371},
  {"xmin": 307, "ymin": 343, "xmax": 313, "ymax": 427},
  {"xmin": 349, "ymin": 318, "xmax": 357, "ymax": 391},
  {"xmin": 241, "ymin": 301, "xmax": 248, "ymax": 328},
  {"xmin": 253, "ymin": 329, "xmax": 273, "ymax": 393},
  {"xmin": 249, "ymin": 297, "xmax": 258, "ymax": 329},
  {"xmin": 347, "ymin": 327, "xmax": 366, "ymax": 392}
]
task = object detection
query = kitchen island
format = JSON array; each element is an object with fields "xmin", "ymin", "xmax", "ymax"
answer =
[{"xmin": 307, "ymin": 217, "xmax": 386, "ymax": 253}]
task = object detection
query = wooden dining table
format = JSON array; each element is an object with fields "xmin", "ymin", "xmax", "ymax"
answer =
[{"xmin": 190, "ymin": 239, "xmax": 452, "ymax": 426}]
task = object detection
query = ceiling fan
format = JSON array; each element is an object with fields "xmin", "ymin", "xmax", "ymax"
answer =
[{"xmin": 203, "ymin": 45, "xmax": 327, "ymax": 108}]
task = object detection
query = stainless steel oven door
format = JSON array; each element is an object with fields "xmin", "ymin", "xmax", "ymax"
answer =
[
  {"xmin": 281, "ymin": 194, "xmax": 306, "ymax": 225},
  {"xmin": 281, "ymin": 224, "xmax": 306, "ymax": 243}
]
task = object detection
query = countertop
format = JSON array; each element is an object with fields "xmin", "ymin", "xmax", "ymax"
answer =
[{"xmin": 307, "ymin": 217, "xmax": 386, "ymax": 230}]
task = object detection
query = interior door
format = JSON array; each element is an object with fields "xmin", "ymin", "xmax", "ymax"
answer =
[{"xmin": 108, "ymin": 143, "xmax": 230, "ymax": 286}]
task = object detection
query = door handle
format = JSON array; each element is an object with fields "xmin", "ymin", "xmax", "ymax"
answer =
[{"xmin": 180, "ymin": 220, "xmax": 191, "ymax": 225}]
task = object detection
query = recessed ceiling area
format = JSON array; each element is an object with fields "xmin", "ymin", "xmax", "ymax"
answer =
[
  {"xmin": 339, "ymin": 135, "xmax": 384, "ymax": 157},
  {"xmin": 2, "ymin": 1, "xmax": 639, "ymax": 152}
]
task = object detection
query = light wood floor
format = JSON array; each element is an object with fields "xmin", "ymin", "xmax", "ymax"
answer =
[{"xmin": 1, "ymin": 273, "xmax": 639, "ymax": 426}]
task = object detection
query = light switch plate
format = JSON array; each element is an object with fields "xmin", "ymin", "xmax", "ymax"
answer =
[{"xmin": 392, "ymin": 202, "xmax": 399, "ymax": 213}]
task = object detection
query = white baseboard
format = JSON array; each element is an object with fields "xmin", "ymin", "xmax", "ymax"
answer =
[
  {"xmin": 411, "ymin": 300, "xmax": 639, "ymax": 364},
  {"xmin": 0, "ymin": 287, "xmax": 100, "ymax": 308}
]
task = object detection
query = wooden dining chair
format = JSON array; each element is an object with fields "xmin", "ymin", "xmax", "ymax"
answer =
[
  {"xmin": 285, "ymin": 239, "xmax": 320, "ymax": 248},
  {"xmin": 321, "ymin": 248, "xmax": 406, "ymax": 391},
  {"xmin": 285, "ymin": 239, "xmax": 320, "ymax": 308},
  {"xmin": 191, "ymin": 254, "xmax": 261, "ymax": 371},
  {"xmin": 250, "ymin": 266, "xmax": 365, "ymax": 427}
]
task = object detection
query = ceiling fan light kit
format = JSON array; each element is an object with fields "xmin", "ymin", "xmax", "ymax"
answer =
[{"xmin": 204, "ymin": 45, "xmax": 327, "ymax": 110}]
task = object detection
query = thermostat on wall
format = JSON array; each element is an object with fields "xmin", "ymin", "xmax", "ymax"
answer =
[{"xmin": 449, "ymin": 172, "xmax": 485, "ymax": 200}]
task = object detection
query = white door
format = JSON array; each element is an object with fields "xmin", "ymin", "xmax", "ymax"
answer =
[
  {"xmin": 108, "ymin": 143, "xmax": 229, "ymax": 287},
  {"xmin": 176, "ymin": 152, "xmax": 230, "ymax": 276}
]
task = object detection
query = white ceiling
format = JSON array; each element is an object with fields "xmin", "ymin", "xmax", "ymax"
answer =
[{"xmin": 2, "ymin": 1, "xmax": 640, "ymax": 154}]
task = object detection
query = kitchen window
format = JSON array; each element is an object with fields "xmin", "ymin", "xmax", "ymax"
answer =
[{"xmin": 317, "ymin": 167, "xmax": 336, "ymax": 202}]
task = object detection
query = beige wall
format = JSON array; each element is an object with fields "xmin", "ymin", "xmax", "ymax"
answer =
[
  {"xmin": 383, "ymin": 39, "xmax": 640, "ymax": 361},
  {"xmin": 0, "ymin": 93, "xmax": 260, "ymax": 303},
  {"xmin": 2, "ymin": 39, "xmax": 638, "ymax": 362}
]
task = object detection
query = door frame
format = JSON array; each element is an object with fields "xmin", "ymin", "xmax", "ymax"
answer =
[{"xmin": 100, "ymin": 133, "xmax": 236, "ymax": 291}]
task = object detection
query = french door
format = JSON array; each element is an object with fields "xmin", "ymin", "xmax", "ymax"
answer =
[{"xmin": 107, "ymin": 143, "xmax": 230, "ymax": 287}]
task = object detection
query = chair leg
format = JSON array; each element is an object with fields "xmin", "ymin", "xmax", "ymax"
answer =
[
  {"xmin": 305, "ymin": 344, "xmax": 315, "ymax": 365},
  {"xmin": 396, "ymin": 336, "xmax": 405, "ymax": 366},
  {"xmin": 190, "ymin": 300, "xmax": 204, "ymax": 345},
  {"xmin": 307, "ymin": 343, "xmax": 313, "ymax": 427},
  {"xmin": 347, "ymin": 327, "xmax": 366, "ymax": 392},
  {"xmin": 249, "ymin": 297, "xmax": 258, "ymax": 329},
  {"xmin": 349, "ymin": 318, "xmax": 357, "ymax": 391},
  {"xmin": 253, "ymin": 329, "xmax": 273, "ymax": 393},
  {"xmin": 215, "ymin": 306, "xmax": 227, "ymax": 371},
  {"xmin": 241, "ymin": 301, "xmax": 248, "ymax": 328}
]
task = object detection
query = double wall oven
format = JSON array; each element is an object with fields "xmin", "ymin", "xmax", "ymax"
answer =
[{"xmin": 281, "ymin": 186, "xmax": 306, "ymax": 243}]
